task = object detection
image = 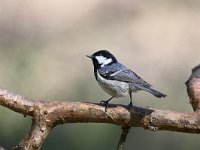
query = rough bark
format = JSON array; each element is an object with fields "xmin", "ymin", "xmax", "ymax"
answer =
[
  {"xmin": 0, "ymin": 65, "xmax": 200, "ymax": 150},
  {"xmin": 186, "ymin": 64, "xmax": 200, "ymax": 111}
]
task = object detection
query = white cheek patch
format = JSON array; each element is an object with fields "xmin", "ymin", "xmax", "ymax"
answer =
[
  {"xmin": 95, "ymin": 56, "xmax": 107, "ymax": 64},
  {"xmin": 95, "ymin": 56, "xmax": 112, "ymax": 67}
]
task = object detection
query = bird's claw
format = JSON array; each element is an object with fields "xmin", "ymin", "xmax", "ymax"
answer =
[
  {"xmin": 100, "ymin": 100, "xmax": 109, "ymax": 112},
  {"xmin": 128, "ymin": 102, "xmax": 133, "ymax": 109},
  {"xmin": 100, "ymin": 100, "xmax": 106, "ymax": 104}
]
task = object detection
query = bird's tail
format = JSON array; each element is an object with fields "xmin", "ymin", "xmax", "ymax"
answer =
[
  {"xmin": 133, "ymin": 83, "xmax": 166, "ymax": 98},
  {"xmin": 144, "ymin": 87, "xmax": 166, "ymax": 98}
]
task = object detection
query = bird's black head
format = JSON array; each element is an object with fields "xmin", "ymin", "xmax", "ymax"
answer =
[{"xmin": 87, "ymin": 50, "xmax": 118, "ymax": 69}]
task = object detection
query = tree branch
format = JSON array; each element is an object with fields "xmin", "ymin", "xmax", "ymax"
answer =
[
  {"xmin": 186, "ymin": 64, "xmax": 200, "ymax": 111},
  {"xmin": 0, "ymin": 88, "xmax": 34, "ymax": 116},
  {"xmin": 17, "ymin": 117, "xmax": 52, "ymax": 150},
  {"xmin": 0, "ymin": 65, "xmax": 200, "ymax": 150},
  {"xmin": 0, "ymin": 93, "xmax": 200, "ymax": 149}
]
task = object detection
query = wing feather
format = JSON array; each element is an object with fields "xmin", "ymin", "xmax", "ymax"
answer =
[{"xmin": 98, "ymin": 63, "xmax": 152, "ymax": 88}]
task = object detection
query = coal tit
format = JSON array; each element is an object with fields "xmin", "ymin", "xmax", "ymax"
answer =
[{"xmin": 87, "ymin": 50, "xmax": 166, "ymax": 110}]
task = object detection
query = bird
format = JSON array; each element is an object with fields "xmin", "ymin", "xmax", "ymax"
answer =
[{"xmin": 87, "ymin": 50, "xmax": 166, "ymax": 111}]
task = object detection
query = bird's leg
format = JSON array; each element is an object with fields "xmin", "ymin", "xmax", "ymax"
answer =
[
  {"xmin": 128, "ymin": 92, "xmax": 133, "ymax": 107},
  {"xmin": 100, "ymin": 96, "xmax": 114, "ymax": 111}
]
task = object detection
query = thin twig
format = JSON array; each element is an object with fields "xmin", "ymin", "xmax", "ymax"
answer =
[{"xmin": 117, "ymin": 126, "xmax": 131, "ymax": 150}]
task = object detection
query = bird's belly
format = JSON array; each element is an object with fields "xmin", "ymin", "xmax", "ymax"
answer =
[{"xmin": 97, "ymin": 72, "xmax": 130, "ymax": 97}]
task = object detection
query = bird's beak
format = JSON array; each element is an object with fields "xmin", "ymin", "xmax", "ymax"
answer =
[{"xmin": 86, "ymin": 54, "xmax": 93, "ymax": 59}]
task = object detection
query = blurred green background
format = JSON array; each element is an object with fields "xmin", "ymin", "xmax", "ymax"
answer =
[{"xmin": 0, "ymin": 0, "xmax": 200, "ymax": 149}]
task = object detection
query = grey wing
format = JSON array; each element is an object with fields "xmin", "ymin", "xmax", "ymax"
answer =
[
  {"xmin": 99, "ymin": 63, "xmax": 152, "ymax": 88},
  {"xmin": 111, "ymin": 69, "xmax": 152, "ymax": 88}
]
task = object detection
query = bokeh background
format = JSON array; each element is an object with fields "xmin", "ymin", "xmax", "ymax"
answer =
[{"xmin": 0, "ymin": 0, "xmax": 200, "ymax": 149}]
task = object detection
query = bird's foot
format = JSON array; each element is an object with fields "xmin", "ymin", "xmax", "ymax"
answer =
[
  {"xmin": 128, "ymin": 102, "xmax": 133, "ymax": 110},
  {"xmin": 100, "ymin": 100, "xmax": 109, "ymax": 112}
]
